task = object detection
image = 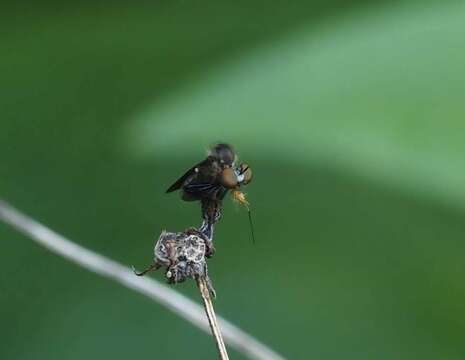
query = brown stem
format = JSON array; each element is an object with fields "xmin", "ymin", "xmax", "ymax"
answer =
[{"xmin": 197, "ymin": 277, "xmax": 230, "ymax": 360}]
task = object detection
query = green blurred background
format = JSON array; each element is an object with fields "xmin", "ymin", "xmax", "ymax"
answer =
[{"xmin": 2, "ymin": 1, "xmax": 465, "ymax": 359}]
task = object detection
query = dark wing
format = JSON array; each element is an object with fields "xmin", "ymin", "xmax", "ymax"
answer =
[
  {"xmin": 183, "ymin": 182, "xmax": 221, "ymax": 197},
  {"xmin": 165, "ymin": 160, "xmax": 205, "ymax": 193},
  {"xmin": 183, "ymin": 181, "xmax": 230, "ymax": 201}
]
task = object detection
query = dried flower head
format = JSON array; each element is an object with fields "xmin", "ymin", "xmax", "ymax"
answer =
[{"xmin": 134, "ymin": 228, "xmax": 216, "ymax": 297}]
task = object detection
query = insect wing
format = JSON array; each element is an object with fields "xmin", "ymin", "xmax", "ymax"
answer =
[
  {"xmin": 183, "ymin": 182, "xmax": 222, "ymax": 198},
  {"xmin": 165, "ymin": 161, "xmax": 205, "ymax": 193}
]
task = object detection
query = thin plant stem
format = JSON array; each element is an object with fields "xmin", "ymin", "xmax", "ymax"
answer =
[{"xmin": 197, "ymin": 277, "xmax": 230, "ymax": 360}]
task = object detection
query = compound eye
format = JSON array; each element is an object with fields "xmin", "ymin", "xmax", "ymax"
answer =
[
  {"xmin": 241, "ymin": 165, "xmax": 253, "ymax": 185},
  {"xmin": 220, "ymin": 167, "xmax": 238, "ymax": 188}
]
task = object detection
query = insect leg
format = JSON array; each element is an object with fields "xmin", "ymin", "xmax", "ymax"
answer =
[{"xmin": 132, "ymin": 262, "xmax": 161, "ymax": 276}]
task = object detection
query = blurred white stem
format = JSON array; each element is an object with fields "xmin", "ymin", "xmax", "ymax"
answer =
[{"xmin": 0, "ymin": 199, "xmax": 285, "ymax": 360}]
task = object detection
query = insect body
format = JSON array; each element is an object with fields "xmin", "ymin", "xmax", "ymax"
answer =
[
  {"xmin": 166, "ymin": 143, "xmax": 252, "ymax": 202},
  {"xmin": 166, "ymin": 143, "xmax": 254, "ymax": 243}
]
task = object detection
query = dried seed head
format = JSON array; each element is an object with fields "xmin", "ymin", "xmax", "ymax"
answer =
[{"xmin": 152, "ymin": 229, "xmax": 215, "ymax": 296}]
